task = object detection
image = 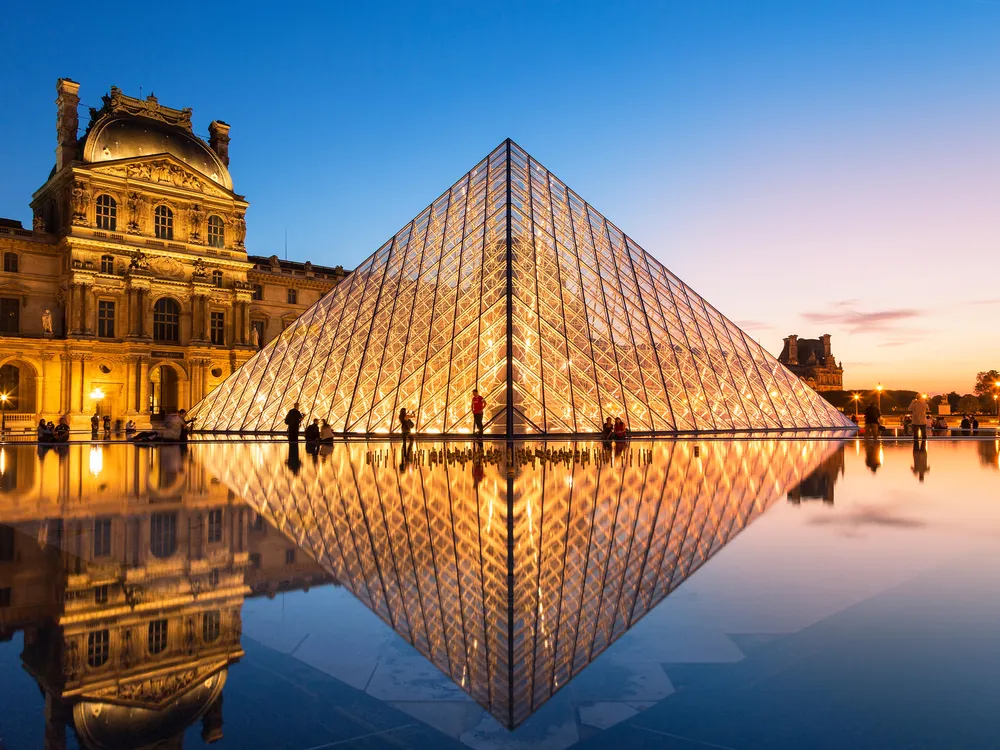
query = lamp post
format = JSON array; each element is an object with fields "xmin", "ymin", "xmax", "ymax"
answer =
[
  {"xmin": 852, "ymin": 392, "xmax": 861, "ymax": 419},
  {"xmin": 0, "ymin": 393, "xmax": 7, "ymax": 437},
  {"xmin": 90, "ymin": 387, "xmax": 105, "ymax": 434},
  {"xmin": 876, "ymin": 383, "xmax": 883, "ymax": 414}
]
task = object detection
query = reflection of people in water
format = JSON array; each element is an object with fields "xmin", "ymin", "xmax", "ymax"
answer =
[
  {"xmin": 911, "ymin": 441, "xmax": 930, "ymax": 482},
  {"xmin": 286, "ymin": 442, "xmax": 301, "ymax": 475},
  {"xmin": 864, "ymin": 439, "xmax": 882, "ymax": 474}
]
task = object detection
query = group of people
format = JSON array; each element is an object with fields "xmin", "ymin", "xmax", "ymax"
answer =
[
  {"xmin": 863, "ymin": 396, "xmax": 986, "ymax": 441},
  {"xmin": 36, "ymin": 417, "xmax": 71, "ymax": 443},
  {"xmin": 601, "ymin": 416, "xmax": 630, "ymax": 441},
  {"xmin": 130, "ymin": 410, "xmax": 194, "ymax": 443}
]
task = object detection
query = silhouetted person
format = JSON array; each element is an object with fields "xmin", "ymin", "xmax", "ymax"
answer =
[
  {"xmin": 908, "ymin": 396, "xmax": 928, "ymax": 442},
  {"xmin": 471, "ymin": 389, "xmax": 485, "ymax": 436},
  {"xmin": 960, "ymin": 414, "xmax": 971, "ymax": 436},
  {"xmin": 179, "ymin": 409, "xmax": 194, "ymax": 442},
  {"xmin": 320, "ymin": 419, "xmax": 334, "ymax": 443},
  {"xmin": 53, "ymin": 416, "xmax": 70, "ymax": 443},
  {"xmin": 90, "ymin": 412, "xmax": 100, "ymax": 439},
  {"xmin": 863, "ymin": 402, "xmax": 880, "ymax": 439},
  {"xmin": 285, "ymin": 402, "xmax": 303, "ymax": 443},
  {"xmin": 971, "ymin": 415, "xmax": 980, "ymax": 435},
  {"xmin": 399, "ymin": 407, "xmax": 415, "ymax": 446},
  {"xmin": 37, "ymin": 419, "xmax": 53, "ymax": 443},
  {"xmin": 613, "ymin": 417, "xmax": 629, "ymax": 441},
  {"xmin": 602, "ymin": 417, "xmax": 614, "ymax": 440},
  {"xmin": 102, "ymin": 415, "xmax": 111, "ymax": 436},
  {"xmin": 304, "ymin": 418, "xmax": 320, "ymax": 443}
]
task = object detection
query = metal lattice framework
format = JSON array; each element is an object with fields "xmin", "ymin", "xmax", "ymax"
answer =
[
  {"xmin": 189, "ymin": 140, "xmax": 853, "ymax": 435},
  {"xmin": 200, "ymin": 438, "xmax": 844, "ymax": 727}
]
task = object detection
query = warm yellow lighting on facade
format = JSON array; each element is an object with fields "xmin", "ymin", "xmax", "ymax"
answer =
[{"xmin": 90, "ymin": 387, "xmax": 105, "ymax": 401}]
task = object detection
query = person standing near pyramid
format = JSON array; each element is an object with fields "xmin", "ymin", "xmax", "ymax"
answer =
[
  {"xmin": 285, "ymin": 402, "xmax": 304, "ymax": 443},
  {"xmin": 472, "ymin": 389, "xmax": 485, "ymax": 436}
]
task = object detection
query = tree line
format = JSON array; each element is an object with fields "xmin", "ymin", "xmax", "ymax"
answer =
[{"xmin": 818, "ymin": 369, "xmax": 1000, "ymax": 415}]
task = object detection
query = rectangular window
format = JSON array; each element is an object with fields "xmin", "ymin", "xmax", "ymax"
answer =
[
  {"xmin": 0, "ymin": 587, "xmax": 10, "ymax": 608},
  {"xmin": 148, "ymin": 619, "xmax": 168, "ymax": 655},
  {"xmin": 87, "ymin": 629, "xmax": 110, "ymax": 667},
  {"xmin": 93, "ymin": 518, "xmax": 112, "ymax": 557},
  {"xmin": 207, "ymin": 509, "xmax": 223, "ymax": 544},
  {"xmin": 249, "ymin": 552, "xmax": 261, "ymax": 569},
  {"xmin": 286, "ymin": 288, "xmax": 298, "ymax": 304},
  {"xmin": 100, "ymin": 255, "xmax": 115, "ymax": 274},
  {"xmin": 210, "ymin": 311, "xmax": 225, "ymax": 346},
  {"xmin": 94, "ymin": 585, "xmax": 109, "ymax": 605},
  {"xmin": 251, "ymin": 284, "xmax": 263, "ymax": 301},
  {"xmin": 203, "ymin": 611, "xmax": 221, "ymax": 642},
  {"xmin": 0, "ymin": 298, "xmax": 19, "ymax": 334},
  {"xmin": 285, "ymin": 548, "xmax": 296, "ymax": 565},
  {"xmin": 3, "ymin": 253, "xmax": 18, "ymax": 273},
  {"xmin": 97, "ymin": 300, "xmax": 115, "ymax": 338}
]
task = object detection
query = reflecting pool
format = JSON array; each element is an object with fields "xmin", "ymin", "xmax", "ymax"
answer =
[{"xmin": 0, "ymin": 437, "xmax": 997, "ymax": 749}]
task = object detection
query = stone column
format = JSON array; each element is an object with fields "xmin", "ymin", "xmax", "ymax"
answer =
[
  {"xmin": 142, "ymin": 291, "xmax": 153, "ymax": 339},
  {"xmin": 58, "ymin": 354, "xmax": 71, "ymax": 414},
  {"xmin": 80, "ymin": 283, "xmax": 91, "ymax": 335},
  {"xmin": 202, "ymin": 298, "xmax": 211, "ymax": 341},
  {"xmin": 240, "ymin": 302, "xmax": 250, "ymax": 345},
  {"xmin": 122, "ymin": 355, "xmax": 134, "ymax": 415},
  {"xmin": 137, "ymin": 357, "xmax": 149, "ymax": 414},
  {"xmin": 68, "ymin": 284, "xmax": 80, "ymax": 334}
]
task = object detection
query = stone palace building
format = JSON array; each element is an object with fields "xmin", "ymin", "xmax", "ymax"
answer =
[
  {"xmin": 778, "ymin": 334, "xmax": 844, "ymax": 392},
  {"xmin": 0, "ymin": 79, "xmax": 346, "ymax": 429}
]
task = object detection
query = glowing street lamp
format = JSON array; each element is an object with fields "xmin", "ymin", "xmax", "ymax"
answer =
[
  {"xmin": 875, "ymin": 383, "xmax": 883, "ymax": 414},
  {"xmin": 0, "ymin": 393, "xmax": 7, "ymax": 436},
  {"xmin": 852, "ymin": 392, "xmax": 861, "ymax": 419}
]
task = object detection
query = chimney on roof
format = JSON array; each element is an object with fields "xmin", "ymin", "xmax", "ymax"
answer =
[
  {"xmin": 821, "ymin": 333, "xmax": 832, "ymax": 361},
  {"xmin": 55, "ymin": 78, "xmax": 80, "ymax": 172},
  {"xmin": 785, "ymin": 334, "xmax": 799, "ymax": 365},
  {"xmin": 208, "ymin": 120, "xmax": 231, "ymax": 166}
]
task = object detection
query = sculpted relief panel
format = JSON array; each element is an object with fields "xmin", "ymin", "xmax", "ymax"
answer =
[{"xmin": 91, "ymin": 160, "xmax": 230, "ymax": 199}]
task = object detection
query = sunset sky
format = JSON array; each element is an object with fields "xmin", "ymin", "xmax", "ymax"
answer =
[{"xmin": 1, "ymin": 1, "xmax": 997, "ymax": 394}]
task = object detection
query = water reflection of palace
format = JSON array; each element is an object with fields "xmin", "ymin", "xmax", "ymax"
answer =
[
  {"xmin": 0, "ymin": 444, "xmax": 335, "ymax": 749},
  {"xmin": 787, "ymin": 446, "xmax": 845, "ymax": 504},
  {"xmin": 202, "ymin": 438, "xmax": 842, "ymax": 728}
]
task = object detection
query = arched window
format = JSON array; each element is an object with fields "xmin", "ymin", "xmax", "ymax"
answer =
[
  {"xmin": 153, "ymin": 298, "xmax": 181, "ymax": 342},
  {"xmin": 154, "ymin": 205, "xmax": 173, "ymax": 240},
  {"xmin": 207, "ymin": 215, "xmax": 225, "ymax": 248},
  {"xmin": 251, "ymin": 284, "xmax": 263, "ymax": 301},
  {"xmin": 95, "ymin": 194, "xmax": 117, "ymax": 231},
  {"xmin": 100, "ymin": 255, "xmax": 115, "ymax": 275},
  {"xmin": 212, "ymin": 270, "xmax": 223, "ymax": 287}
]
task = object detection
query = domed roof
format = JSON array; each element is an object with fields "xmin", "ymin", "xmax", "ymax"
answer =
[
  {"xmin": 83, "ymin": 115, "xmax": 233, "ymax": 191},
  {"xmin": 72, "ymin": 669, "xmax": 227, "ymax": 750}
]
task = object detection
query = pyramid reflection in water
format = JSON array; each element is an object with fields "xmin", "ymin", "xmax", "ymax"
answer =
[
  {"xmin": 202, "ymin": 438, "xmax": 844, "ymax": 728},
  {"xmin": 189, "ymin": 140, "xmax": 853, "ymax": 435}
]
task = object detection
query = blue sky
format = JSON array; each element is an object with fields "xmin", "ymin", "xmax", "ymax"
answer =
[{"xmin": 1, "ymin": 0, "xmax": 998, "ymax": 392}]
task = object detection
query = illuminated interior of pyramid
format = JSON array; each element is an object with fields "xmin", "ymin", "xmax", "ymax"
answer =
[{"xmin": 188, "ymin": 140, "xmax": 854, "ymax": 435}]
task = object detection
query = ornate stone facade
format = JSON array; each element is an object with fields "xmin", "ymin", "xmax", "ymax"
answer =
[
  {"xmin": 0, "ymin": 79, "xmax": 347, "ymax": 429},
  {"xmin": 778, "ymin": 334, "xmax": 844, "ymax": 392}
]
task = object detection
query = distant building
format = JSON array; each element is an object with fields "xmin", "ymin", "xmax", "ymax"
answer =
[{"xmin": 778, "ymin": 334, "xmax": 843, "ymax": 392}]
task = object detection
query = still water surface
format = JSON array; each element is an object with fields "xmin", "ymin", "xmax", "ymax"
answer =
[{"xmin": 0, "ymin": 437, "xmax": 997, "ymax": 749}]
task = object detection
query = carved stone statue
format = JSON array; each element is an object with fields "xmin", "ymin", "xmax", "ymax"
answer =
[
  {"xmin": 231, "ymin": 212, "xmax": 247, "ymax": 247},
  {"xmin": 129, "ymin": 250, "xmax": 149, "ymax": 271},
  {"xmin": 70, "ymin": 180, "xmax": 90, "ymax": 225},
  {"xmin": 188, "ymin": 203, "xmax": 204, "ymax": 242},
  {"xmin": 42, "ymin": 309, "xmax": 53, "ymax": 334},
  {"xmin": 126, "ymin": 191, "xmax": 144, "ymax": 233},
  {"xmin": 32, "ymin": 213, "xmax": 45, "ymax": 232},
  {"xmin": 250, "ymin": 325, "xmax": 260, "ymax": 348},
  {"xmin": 192, "ymin": 258, "xmax": 208, "ymax": 278}
]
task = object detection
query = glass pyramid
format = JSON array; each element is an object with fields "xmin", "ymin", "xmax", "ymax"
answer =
[
  {"xmin": 200, "ymin": 438, "xmax": 845, "ymax": 728},
  {"xmin": 189, "ymin": 140, "xmax": 854, "ymax": 435}
]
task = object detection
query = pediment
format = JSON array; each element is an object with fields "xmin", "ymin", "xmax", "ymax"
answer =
[{"xmin": 86, "ymin": 155, "xmax": 235, "ymax": 200}]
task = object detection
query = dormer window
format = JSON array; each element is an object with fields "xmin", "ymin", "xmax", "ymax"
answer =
[
  {"xmin": 207, "ymin": 215, "xmax": 225, "ymax": 248},
  {"xmin": 95, "ymin": 194, "xmax": 117, "ymax": 231},
  {"xmin": 154, "ymin": 205, "xmax": 173, "ymax": 240}
]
